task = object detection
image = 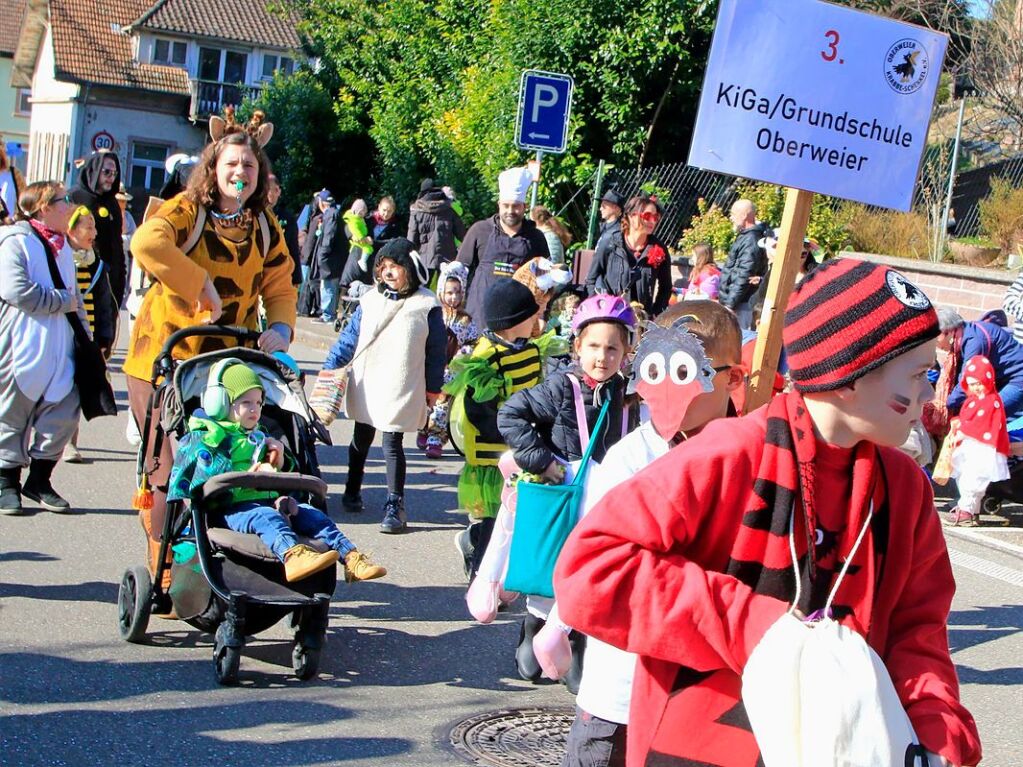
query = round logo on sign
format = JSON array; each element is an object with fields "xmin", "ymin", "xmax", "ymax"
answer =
[
  {"xmin": 92, "ymin": 131, "xmax": 114, "ymax": 151},
  {"xmin": 885, "ymin": 270, "xmax": 930, "ymax": 311},
  {"xmin": 883, "ymin": 39, "xmax": 930, "ymax": 95}
]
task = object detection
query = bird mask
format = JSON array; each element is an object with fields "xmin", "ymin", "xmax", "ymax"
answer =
[{"xmin": 627, "ymin": 316, "xmax": 717, "ymax": 440}]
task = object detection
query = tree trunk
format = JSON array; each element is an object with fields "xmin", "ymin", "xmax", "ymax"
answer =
[{"xmin": 638, "ymin": 59, "xmax": 681, "ymax": 169}]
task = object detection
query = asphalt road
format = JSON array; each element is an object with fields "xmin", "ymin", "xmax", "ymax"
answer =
[{"xmin": 1, "ymin": 336, "xmax": 1021, "ymax": 767}]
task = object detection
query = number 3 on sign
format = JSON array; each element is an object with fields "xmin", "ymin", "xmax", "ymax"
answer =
[{"xmin": 821, "ymin": 29, "xmax": 840, "ymax": 62}]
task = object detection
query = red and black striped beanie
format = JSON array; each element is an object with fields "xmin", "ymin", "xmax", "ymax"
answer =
[{"xmin": 783, "ymin": 258, "xmax": 938, "ymax": 392}]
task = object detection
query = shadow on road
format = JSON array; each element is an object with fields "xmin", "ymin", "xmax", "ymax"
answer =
[
  {"xmin": 1, "ymin": 698, "xmax": 412, "ymax": 765},
  {"xmin": 0, "ymin": 579, "xmax": 117, "ymax": 604},
  {"xmin": 0, "ymin": 550, "xmax": 59, "ymax": 563},
  {"xmin": 949, "ymin": 604, "xmax": 1022, "ymax": 653}
]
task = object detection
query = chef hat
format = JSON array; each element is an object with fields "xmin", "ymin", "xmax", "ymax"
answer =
[{"xmin": 498, "ymin": 167, "xmax": 533, "ymax": 204}]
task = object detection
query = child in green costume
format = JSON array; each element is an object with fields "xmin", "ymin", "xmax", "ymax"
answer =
[
  {"xmin": 343, "ymin": 199, "xmax": 374, "ymax": 273},
  {"xmin": 446, "ymin": 278, "xmax": 563, "ymax": 580}
]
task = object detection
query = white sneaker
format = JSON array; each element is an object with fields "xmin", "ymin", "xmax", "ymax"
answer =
[
  {"xmin": 63, "ymin": 444, "xmax": 84, "ymax": 463},
  {"xmin": 125, "ymin": 416, "xmax": 142, "ymax": 447}
]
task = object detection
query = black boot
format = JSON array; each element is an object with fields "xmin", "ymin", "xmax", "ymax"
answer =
[
  {"xmin": 563, "ymin": 630, "xmax": 587, "ymax": 695},
  {"xmin": 21, "ymin": 459, "xmax": 71, "ymax": 513},
  {"xmin": 379, "ymin": 493, "xmax": 407, "ymax": 533},
  {"xmin": 515, "ymin": 614, "xmax": 547, "ymax": 682},
  {"xmin": 0, "ymin": 467, "xmax": 23, "ymax": 515}
]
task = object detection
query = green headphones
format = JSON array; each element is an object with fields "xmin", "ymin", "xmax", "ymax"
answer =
[{"xmin": 202, "ymin": 357, "xmax": 245, "ymax": 421}]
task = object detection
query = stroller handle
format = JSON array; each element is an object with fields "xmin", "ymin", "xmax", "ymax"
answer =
[
  {"xmin": 196, "ymin": 471, "xmax": 329, "ymax": 505},
  {"xmin": 152, "ymin": 324, "xmax": 264, "ymax": 384}
]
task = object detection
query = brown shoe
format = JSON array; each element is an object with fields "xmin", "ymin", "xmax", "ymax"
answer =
[
  {"xmin": 283, "ymin": 545, "xmax": 339, "ymax": 582},
  {"xmin": 344, "ymin": 550, "xmax": 387, "ymax": 582}
]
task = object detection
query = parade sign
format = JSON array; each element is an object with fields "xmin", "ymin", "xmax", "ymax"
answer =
[
  {"xmin": 515, "ymin": 70, "xmax": 574, "ymax": 154},
  {"xmin": 688, "ymin": 0, "xmax": 948, "ymax": 211}
]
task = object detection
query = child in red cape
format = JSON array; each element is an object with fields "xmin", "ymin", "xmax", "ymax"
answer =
[
  {"xmin": 947, "ymin": 354, "xmax": 1010, "ymax": 527},
  {"xmin": 554, "ymin": 258, "xmax": 981, "ymax": 767}
]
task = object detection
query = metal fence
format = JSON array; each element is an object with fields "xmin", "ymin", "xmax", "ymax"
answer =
[
  {"xmin": 550, "ymin": 162, "xmax": 738, "ymax": 250},
  {"xmin": 951, "ymin": 153, "xmax": 1023, "ymax": 238}
]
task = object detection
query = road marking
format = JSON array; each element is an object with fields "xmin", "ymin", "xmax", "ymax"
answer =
[{"xmin": 949, "ymin": 549, "xmax": 1023, "ymax": 588}]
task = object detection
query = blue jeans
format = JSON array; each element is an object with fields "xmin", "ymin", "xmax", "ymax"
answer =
[
  {"xmin": 1000, "ymin": 383, "xmax": 1023, "ymax": 423},
  {"xmin": 301, "ymin": 264, "xmax": 310, "ymax": 283},
  {"xmin": 320, "ymin": 279, "xmax": 340, "ymax": 321},
  {"xmin": 224, "ymin": 501, "xmax": 355, "ymax": 561}
]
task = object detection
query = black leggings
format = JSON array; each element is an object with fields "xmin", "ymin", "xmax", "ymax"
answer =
[{"xmin": 345, "ymin": 421, "xmax": 406, "ymax": 498}]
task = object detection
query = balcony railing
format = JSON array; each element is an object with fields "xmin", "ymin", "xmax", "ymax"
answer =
[{"xmin": 188, "ymin": 79, "xmax": 263, "ymax": 121}]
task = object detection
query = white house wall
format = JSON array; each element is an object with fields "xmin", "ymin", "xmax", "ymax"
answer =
[{"xmin": 26, "ymin": 27, "xmax": 77, "ymax": 182}]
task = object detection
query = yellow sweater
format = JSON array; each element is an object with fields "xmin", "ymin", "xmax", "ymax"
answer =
[{"xmin": 123, "ymin": 195, "xmax": 297, "ymax": 381}]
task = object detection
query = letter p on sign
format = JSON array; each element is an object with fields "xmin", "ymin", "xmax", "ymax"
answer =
[
  {"xmin": 516, "ymin": 70, "xmax": 574, "ymax": 154},
  {"xmin": 532, "ymin": 84, "xmax": 560, "ymax": 122}
]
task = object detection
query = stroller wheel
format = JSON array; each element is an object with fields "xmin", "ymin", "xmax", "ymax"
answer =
[
  {"xmin": 982, "ymin": 496, "xmax": 1002, "ymax": 515},
  {"xmin": 215, "ymin": 643, "xmax": 241, "ymax": 685},
  {"xmin": 118, "ymin": 565, "xmax": 152, "ymax": 643},
  {"xmin": 293, "ymin": 643, "xmax": 321, "ymax": 681}
]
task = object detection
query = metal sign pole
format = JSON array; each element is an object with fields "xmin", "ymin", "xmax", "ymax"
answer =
[{"xmin": 530, "ymin": 150, "xmax": 542, "ymax": 209}]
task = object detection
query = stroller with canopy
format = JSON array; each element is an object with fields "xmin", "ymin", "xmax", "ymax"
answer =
[{"xmin": 117, "ymin": 325, "xmax": 337, "ymax": 684}]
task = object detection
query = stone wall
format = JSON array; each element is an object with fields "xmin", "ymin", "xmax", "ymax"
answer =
[{"xmin": 847, "ymin": 252, "xmax": 1018, "ymax": 321}]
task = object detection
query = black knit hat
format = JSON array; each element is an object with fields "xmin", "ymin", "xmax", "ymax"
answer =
[
  {"xmin": 376, "ymin": 237, "xmax": 429, "ymax": 293},
  {"xmin": 484, "ymin": 278, "xmax": 539, "ymax": 331},
  {"xmin": 601, "ymin": 189, "xmax": 625, "ymax": 208},
  {"xmin": 783, "ymin": 258, "xmax": 939, "ymax": 392}
]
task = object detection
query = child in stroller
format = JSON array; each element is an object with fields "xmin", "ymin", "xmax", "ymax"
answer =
[{"xmin": 169, "ymin": 358, "xmax": 386, "ymax": 583}]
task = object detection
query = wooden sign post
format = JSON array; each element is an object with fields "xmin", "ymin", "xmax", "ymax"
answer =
[{"xmin": 744, "ymin": 188, "xmax": 814, "ymax": 413}]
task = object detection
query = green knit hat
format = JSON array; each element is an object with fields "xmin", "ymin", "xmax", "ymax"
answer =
[{"xmin": 221, "ymin": 363, "xmax": 263, "ymax": 402}]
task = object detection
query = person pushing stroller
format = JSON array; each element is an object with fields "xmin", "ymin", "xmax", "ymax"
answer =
[{"xmin": 168, "ymin": 360, "xmax": 386, "ymax": 584}]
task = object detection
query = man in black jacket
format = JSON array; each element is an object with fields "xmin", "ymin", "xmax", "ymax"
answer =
[
  {"xmin": 71, "ymin": 151, "xmax": 125, "ymax": 308},
  {"xmin": 313, "ymin": 195, "xmax": 348, "ymax": 323},
  {"xmin": 717, "ymin": 199, "xmax": 767, "ymax": 329},
  {"xmin": 597, "ymin": 189, "xmax": 625, "ymax": 242},
  {"xmin": 408, "ymin": 178, "xmax": 465, "ymax": 283},
  {"xmin": 458, "ymin": 167, "xmax": 550, "ymax": 325}
]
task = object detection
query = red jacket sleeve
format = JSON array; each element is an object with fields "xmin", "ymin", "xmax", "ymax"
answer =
[
  {"xmin": 882, "ymin": 468, "xmax": 982, "ymax": 767},
  {"xmin": 554, "ymin": 416, "xmax": 789, "ymax": 675}
]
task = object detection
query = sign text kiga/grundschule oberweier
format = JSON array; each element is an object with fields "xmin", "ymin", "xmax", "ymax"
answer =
[
  {"xmin": 715, "ymin": 84, "xmax": 916, "ymax": 173},
  {"xmin": 687, "ymin": 0, "xmax": 947, "ymax": 211}
]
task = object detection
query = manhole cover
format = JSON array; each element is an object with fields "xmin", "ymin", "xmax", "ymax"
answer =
[{"xmin": 449, "ymin": 706, "xmax": 575, "ymax": 766}]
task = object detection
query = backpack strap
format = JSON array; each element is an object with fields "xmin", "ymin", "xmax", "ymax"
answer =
[
  {"xmin": 257, "ymin": 212, "xmax": 270, "ymax": 258},
  {"xmin": 568, "ymin": 373, "xmax": 590, "ymax": 450},
  {"xmin": 181, "ymin": 205, "xmax": 206, "ymax": 255}
]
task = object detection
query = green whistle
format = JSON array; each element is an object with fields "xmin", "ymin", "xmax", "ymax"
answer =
[{"xmin": 235, "ymin": 180, "xmax": 244, "ymax": 192}]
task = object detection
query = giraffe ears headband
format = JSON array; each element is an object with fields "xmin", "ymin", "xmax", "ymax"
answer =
[{"xmin": 209, "ymin": 105, "xmax": 274, "ymax": 148}]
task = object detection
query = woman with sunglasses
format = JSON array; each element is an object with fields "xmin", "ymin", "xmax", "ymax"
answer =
[
  {"xmin": 0, "ymin": 181, "xmax": 83, "ymax": 514},
  {"xmin": 584, "ymin": 194, "xmax": 672, "ymax": 317}
]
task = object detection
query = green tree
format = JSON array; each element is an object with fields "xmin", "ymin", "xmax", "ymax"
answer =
[
  {"xmin": 290, "ymin": 0, "xmax": 716, "ymax": 220},
  {"xmin": 240, "ymin": 69, "xmax": 375, "ymax": 214}
]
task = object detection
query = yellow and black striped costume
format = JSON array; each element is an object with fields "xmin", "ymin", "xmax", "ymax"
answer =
[{"xmin": 446, "ymin": 330, "xmax": 562, "ymax": 519}]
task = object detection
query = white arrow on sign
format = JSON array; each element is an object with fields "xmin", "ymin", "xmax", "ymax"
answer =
[{"xmin": 528, "ymin": 133, "xmax": 551, "ymax": 139}]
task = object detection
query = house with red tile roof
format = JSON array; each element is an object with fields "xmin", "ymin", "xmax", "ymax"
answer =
[
  {"xmin": 0, "ymin": 0, "xmax": 31, "ymax": 172},
  {"xmin": 12, "ymin": 0, "xmax": 303, "ymax": 211}
]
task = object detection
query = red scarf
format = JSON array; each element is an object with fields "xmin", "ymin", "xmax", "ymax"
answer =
[
  {"xmin": 29, "ymin": 218, "xmax": 67, "ymax": 254},
  {"xmin": 957, "ymin": 355, "xmax": 1010, "ymax": 455},
  {"xmin": 726, "ymin": 390, "xmax": 882, "ymax": 628}
]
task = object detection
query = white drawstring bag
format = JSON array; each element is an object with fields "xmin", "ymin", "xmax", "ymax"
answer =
[{"xmin": 742, "ymin": 504, "xmax": 934, "ymax": 767}]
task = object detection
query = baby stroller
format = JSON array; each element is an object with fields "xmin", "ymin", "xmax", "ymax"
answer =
[{"xmin": 117, "ymin": 325, "xmax": 336, "ymax": 684}]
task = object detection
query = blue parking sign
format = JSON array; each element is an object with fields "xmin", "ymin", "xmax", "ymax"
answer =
[{"xmin": 515, "ymin": 70, "xmax": 574, "ymax": 154}]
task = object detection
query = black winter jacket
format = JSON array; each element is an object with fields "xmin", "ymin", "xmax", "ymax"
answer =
[
  {"xmin": 71, "ymin": 153, "xmax": 125, "ymax": 303},
  {"xmin": 585, "ymin": 230, "xmax": 671, "ymax": 317},
  {"xmin": 498, "ymin": 366, "xmax": 630, "ymax": 475},
  {"xmin": 718, "ymin": 223, "xmax": 768, "ymax": 309},
  {"xmin": 314, "ymin": 206, "xmax": 348, "ymax": 279},
  {"xmin": 407, "ymin": 190, "xmax": 465, "ymax": 269}
]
